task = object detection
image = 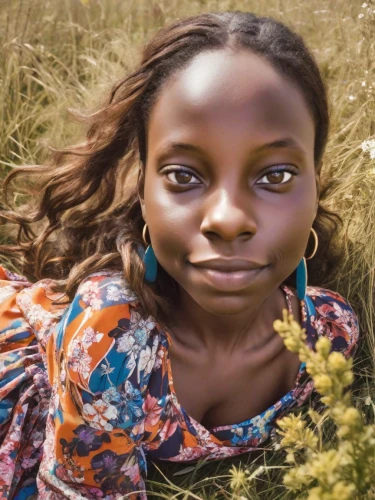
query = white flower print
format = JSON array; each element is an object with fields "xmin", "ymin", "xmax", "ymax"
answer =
[
  {"xmin": 68, "ymin": 338, "xmax": 93, "ymax": 380},
  {"xmin": 67, "ymin": 326, "xmax": 103, "ymax": 380},
  {"xmin": 153, "ymin": 357, "xmax": 162, "ymax": 371},
  {"xmin": 115, "ymin": 310, "xmax": 157, "ymax": 381},
  {"xmin": 111, "ymin": 277, "xmax": 138, "ymax": 301},
  {"xmin": 39, "ymin": 414, "xmax": 57, "ymax": 475},
  {"xmin": 0, "ymin": 441, "xmax": 16, "ymax": 456},
  {"xmin": 100, "ymin": 361, "xmax": 115, "ymax": 375},
  {"xmin": 174, "ymin": 446, "xmax": 208, "ymax": 461},
  {"xmin": 0, "ymin": 454, "xmax": 14, "ymax": 475},
  {"xmin": 32, "ymin": 431, "xmax": 45, "ymax": 449},
  {"xmin": 171, "ymin": 443, "xmax": 242, "ymax": 462},
  {"xmin": 81, "ymin": 326, "xmax": 104, "ymax": 349},
  {"xmin": 332, "ymin": 301, "xmax": 355, "ymax": 333},
  {"xmin": 117, "ymin": 333, "xmax": 138, "ymax": 354},
  {"xmin": 129, "ymin": 310, "xmax": 156, "ymax": 339},
  {"xmin": 106, "ymin": 285, "xmax": 121, "ymax": 301},
  {"xmin": 139, "ymin": 346, "xmax": 153, "ymax": 375},
  {"xmin": 106, "ymin": 284, "xmax": 129, "ymax": 302},
  {"xmin": 102, "ymin": 386, "xmax": 121, "ymax": 405},
  {"xmin": 195, "ymin": 426, "xmax": 214, "ymax": 447},
  {"xmin": 309, "ymin": 315, "xmax": 327, "ymax": 338},
  {"xmin": 49, "ymin": 392, "xmax": 60, "ymax": 418},
  {"xmin": 153, "ymin": 348, "xmax": 165, "ymax": 371},
  {"xmin": 139, "ymin": 316, "xmax": 156, "ymax": 335},
  {"xmin": 232, "ymin": 427, "xmax": 244, "ymax": 438},
  {"xmin": 78, "ymin": 280, "xmax": 103, "ymax": 310},
  {"xmin": 0, "ymin": 284, "xmax": 18, "ymax": 302},
  {"xmin": 83, "ymin": 398, "xmax": 118, "ymax": 431},
  {"xmin": 10, "ymin": 427, "xmax": 22, "ymax": 442},
  {"xmin": 16, "ymin": 294, "xmax": 54, "ymax": 339}
]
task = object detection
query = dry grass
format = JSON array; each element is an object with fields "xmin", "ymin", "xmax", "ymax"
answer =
[{"xmin": 0, "ymin": 0, "xmax": 374, "ymax": 497}]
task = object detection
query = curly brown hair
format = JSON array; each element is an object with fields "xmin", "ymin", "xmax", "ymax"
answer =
[{"xmin": 0, "ymin": 10, "xmax": 342, "ymax": 327}]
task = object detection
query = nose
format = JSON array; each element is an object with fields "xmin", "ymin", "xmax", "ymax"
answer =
[{"xmin": 200, "ymin": 187, "xmax": 257, "ymax": 241}]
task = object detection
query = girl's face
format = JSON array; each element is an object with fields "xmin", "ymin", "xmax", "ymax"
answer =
[{"xmin": 139, "ymin": 48, "xmax": 318, "ymax": 316}]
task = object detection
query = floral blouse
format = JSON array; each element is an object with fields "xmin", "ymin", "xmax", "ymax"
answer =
[{"xmin": 0, "ymin": 265, "xmax": 359, "ymax": 499}]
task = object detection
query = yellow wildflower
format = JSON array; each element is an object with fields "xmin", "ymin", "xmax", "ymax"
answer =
[
  {"xmin": 314, "ymin": 374, "xmax": 333, "ymax": 395},
  {"xmin": 320, "ymin": 394, "xmax": 335, "ymax": 406},
  {"xmin": 315, "ymin": 336, "xmax": 331, "ymax": 357},
  {"xmin": 307, "ymin": 483, "xmax": 355, "ymax": 500},
  {"xmin": 229, "ymin": 465, "xmax": 249, "ymax": 493},
  {"xmin": 331, "ymin": 481, "xmax": 356, "ymax": 499},
  {"xmin": 341, "ymin": 407, "xmax": 362, "ymax": 427},
  {"xmin": 308, "ymin": 449, "xmax": 341, "ymax": 485},
  {"xmin": 307, "ymin": 486, "xmax": 324, "ymax": 500},
  {"xmin": 273, "ymin": 307, "xmax": 375, "ymax": 499},
  {"xmin": 284, "ymin": 336, "xmax": 300, "ymax": 352},
  {"xmin": 283, "ymin": 464, "xmax": 312, "ymax": 490},
  {"xmin": 286, "ymin": 451, "xmax": 295, "ymax": 463},
  {"xmin": 277, "ymin": 414, "xmax": 318, "ymax": 450},
  {"xmin": 341, "ymin": 370, "xmax": 354, "ymax": 386},
  {"xmin": 327, "ymin": 351, "xmax": 350, "ymax": 373}
]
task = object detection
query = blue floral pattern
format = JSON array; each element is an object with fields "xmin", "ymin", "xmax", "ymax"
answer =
[{"xmin": 0, "ymin": 265, "xmax": 360, "ymax": 499}]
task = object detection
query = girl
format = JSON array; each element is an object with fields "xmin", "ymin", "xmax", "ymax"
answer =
[{"xmin": 0, "ymin": 10, "xmax": 359, "ymax": 500}]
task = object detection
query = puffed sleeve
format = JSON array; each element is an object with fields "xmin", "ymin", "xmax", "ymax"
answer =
[
  {"xmin": 0, "ymin": 265, "xmax": 67, "ymax": 498},
  {"xmin": 305, "ymin": 286, "xmax": 360, "ymax": 358},
  {"xmin": 43, "ymin": 271, "xmax": 160, "ymax": 499}
]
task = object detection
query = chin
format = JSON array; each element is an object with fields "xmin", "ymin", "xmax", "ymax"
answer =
[{"xmin": 192, "ymin": 292, "xmax": 262, "ymax": 316}]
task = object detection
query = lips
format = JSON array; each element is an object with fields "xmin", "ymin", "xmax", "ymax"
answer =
[
  {"xmin": 190, "ymin": 258, "xmax": 266, "ymax": 272},
  {"xmin": 189, "ymin": 259, "xmax": 267, "ymax": 291}
]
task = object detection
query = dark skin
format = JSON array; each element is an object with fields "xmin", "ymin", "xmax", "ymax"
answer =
[{"xmin": 138, "ymin": 48, "xmax": 319, "ymax": 430}]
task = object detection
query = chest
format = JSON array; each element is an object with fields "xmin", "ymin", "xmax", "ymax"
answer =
[{"xmin": 168, "ymin": 341, "xmax": 301, "ymax": 430}]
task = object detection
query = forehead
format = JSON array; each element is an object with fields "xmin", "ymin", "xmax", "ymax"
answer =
[{"xmin": 147, "ymin": 48, "xmax": 315, "ymax": 158}]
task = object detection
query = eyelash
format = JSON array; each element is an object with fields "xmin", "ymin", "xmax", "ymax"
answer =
[{"xmin": 163, "ymin": 165, "xmax": 298, "ymax": 186}]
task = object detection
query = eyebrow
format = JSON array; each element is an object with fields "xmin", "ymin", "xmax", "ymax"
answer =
[{"xmin": 156, "ymin": 137, "xmax": 305, "ymax": 158}]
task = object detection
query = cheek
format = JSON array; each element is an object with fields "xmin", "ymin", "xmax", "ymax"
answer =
[
  {"xmin": 266, "ymin": 183, "xmax": 317, "ymax": 267},
  {"xmin": 150, "ymin": 223, "xmax": 193, "ymax": 283},
  {"xmin": 143, "ymin": 177, "xmax": 194, "ymax": 267}
]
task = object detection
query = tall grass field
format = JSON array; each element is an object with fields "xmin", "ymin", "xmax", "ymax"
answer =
[{"xmin": 1, "ymin": 0, "xmax": 375, "ymax": 498}]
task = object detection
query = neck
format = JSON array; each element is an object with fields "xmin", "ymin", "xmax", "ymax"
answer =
[{"xmin": 166, "ymin": 285, "xmax": 287, "ymax": 355}]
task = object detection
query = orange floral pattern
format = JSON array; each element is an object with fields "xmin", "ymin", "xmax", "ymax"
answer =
[{"xmin": 0, "ymin": 266, "xmax": 359, "ymax": 499}]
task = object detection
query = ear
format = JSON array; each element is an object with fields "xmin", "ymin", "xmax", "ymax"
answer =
[{"xmin": 137, "ymin": 167, "xmax": 146, "ymax": 221}]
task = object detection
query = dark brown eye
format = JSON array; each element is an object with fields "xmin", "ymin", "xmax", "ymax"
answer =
[
  {"xmin": 267, "ymin": 171, "xmax": 287, "ymax": 184},
  {"xmin": 165, "ymin": 168, "xmax": 200, "ymax": 185},
  {"xmin": 257, "ymin": 168, "xmax": 295, "ymax": 185}
]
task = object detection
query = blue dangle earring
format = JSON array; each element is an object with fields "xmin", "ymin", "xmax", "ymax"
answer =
[
  {"xmin": 141, "ymin": 223, "xmax": 158, "ymax": 283},
  {"xmin": 296, "ymin": 227, "xmax": 318, "ymax": 302}
]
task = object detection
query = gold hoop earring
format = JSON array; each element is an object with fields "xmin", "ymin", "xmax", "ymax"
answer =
[
  {"xmin": 141, "ymin": 223, "xmax": 158, "ymax": 282},
  {"xmin": 305, "ymin": 228, "xmax": 318, "ymax": 260},
  {"xmin": 142, "ymin": 223, "xmax": 150, "ymax": 246},
  {"xmin": 296, "ymin": 227, "xmax": 318, "ymax": 301}
]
